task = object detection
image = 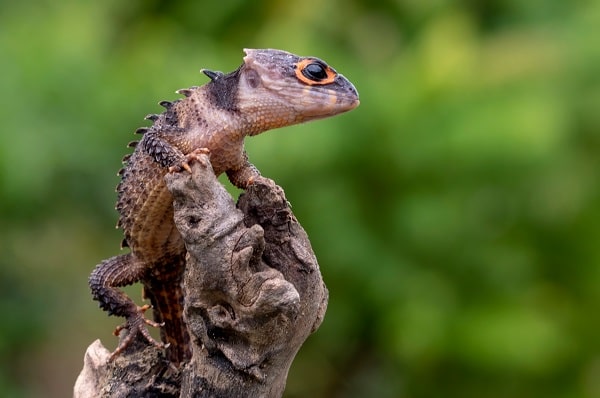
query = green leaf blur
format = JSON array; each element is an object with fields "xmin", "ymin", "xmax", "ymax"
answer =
[{"xmin": 1, "ymin": 1, "xmax": 598, "ymax": 397}]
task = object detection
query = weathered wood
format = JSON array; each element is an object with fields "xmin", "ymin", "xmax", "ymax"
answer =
[{"xmin": 75, "ymin": 156, "xmax": 328, "ymax": 397}]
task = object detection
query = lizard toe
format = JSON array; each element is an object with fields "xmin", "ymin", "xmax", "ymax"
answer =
[
  {"xmin": 169, "ymin": 148, "xmax": 211, "ymax": 174},
  {"xmin": 109, "ymin": 305, "xmax": 165, "ymax": 360}
]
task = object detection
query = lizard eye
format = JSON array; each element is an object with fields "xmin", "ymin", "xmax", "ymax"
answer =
[
  {"xmin": 295, "ymin": 58, "xmax": 337, "ymax": 85},
  {"xmin": 302, "ymin": 62, "xmax": 327, "ymax": 81}
]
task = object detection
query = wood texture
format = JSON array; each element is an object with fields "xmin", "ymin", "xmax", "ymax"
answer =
[{"xmin": 75, "ymin": 155, "xmax": 328, "ymax": 397}]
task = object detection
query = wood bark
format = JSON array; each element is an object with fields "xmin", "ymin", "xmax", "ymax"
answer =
[{"xmin": 75, "ymin": 155, "xmax": 328, "ymax": 397}]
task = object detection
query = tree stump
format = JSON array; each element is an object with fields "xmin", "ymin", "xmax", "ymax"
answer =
[{"xmin": 75, "ymin": 155, "xmax": 328, "ymax": 397}]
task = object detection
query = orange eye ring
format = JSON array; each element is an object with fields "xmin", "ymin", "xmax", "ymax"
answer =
[{"xmin": 295, "ymin": 58, "xmax": 337, "ymax": 85}]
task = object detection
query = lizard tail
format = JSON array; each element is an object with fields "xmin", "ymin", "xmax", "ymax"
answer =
[{"xmin": 143, "ymin": 259, "xmax": 192, "ymax": 364}]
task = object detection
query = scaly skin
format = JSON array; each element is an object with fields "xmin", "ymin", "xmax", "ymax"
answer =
[{"xmin": 89, "ymin": 49, "xmax": 359, "ymax": 364}]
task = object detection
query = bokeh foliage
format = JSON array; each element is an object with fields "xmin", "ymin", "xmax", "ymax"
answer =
[{"xmin": 1, "ymin": 0, "xmax": 599, "ymax": 397}]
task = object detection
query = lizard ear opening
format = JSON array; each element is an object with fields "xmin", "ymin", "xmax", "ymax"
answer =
[
  {"xmin": 244, "ymin": 68, "xmax": 261, "ymax": 89},
  {"xmin": 295, "ymin": 59, "xmax": 337, "ymax": 85}
]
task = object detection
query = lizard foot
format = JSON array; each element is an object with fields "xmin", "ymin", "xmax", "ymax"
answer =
[
  {"xmin": 169, "ymin": 148, "xmax": 211, "ymax": 173},
  {"xmin": 110, "ymin": 304, "xmax": 166, "ymax": 360}
]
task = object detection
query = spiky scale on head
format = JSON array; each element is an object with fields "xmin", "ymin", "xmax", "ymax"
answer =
[{"xmin": 202, "ymin": 69, "xmax": 224, "ymax": 81}]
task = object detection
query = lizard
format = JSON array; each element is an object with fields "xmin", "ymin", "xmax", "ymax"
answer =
[{"xmin": 89, "ymin": 48, "xmax": 359, "ymax": 364}]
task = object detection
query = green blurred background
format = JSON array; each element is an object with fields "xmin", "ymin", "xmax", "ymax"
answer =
[{"xmin": 1, "ymin": 0, "xmax": 599, "ymax": 397}]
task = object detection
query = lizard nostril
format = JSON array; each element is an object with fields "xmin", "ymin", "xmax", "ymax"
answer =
[{"xmin": 346, "ymin": 84, "xmax": 359, "ymax": 100}]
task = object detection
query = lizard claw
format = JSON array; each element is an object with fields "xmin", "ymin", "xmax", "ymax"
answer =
[
  {"xmin": 109, "ymin": 304, "xmax": 165, "ymax": 360},
  {"xmin": 168, "ymin": 148, "xmax": 211, "ymax": 173}
]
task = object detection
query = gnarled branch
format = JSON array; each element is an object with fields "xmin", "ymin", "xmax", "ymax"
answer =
[{"xmin": 75, "ymin": 156, "xmax": 328, "ymax": 398}]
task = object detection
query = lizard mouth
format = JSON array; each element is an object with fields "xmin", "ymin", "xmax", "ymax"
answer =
[{"xmin": 330, "ymin": 74, "xmax": 360, "ymax": 105}]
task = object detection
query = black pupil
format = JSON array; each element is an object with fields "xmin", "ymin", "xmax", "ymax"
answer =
[{"xmin": 303, "ymin": 62, "xmax": 327, "ymax": 81}]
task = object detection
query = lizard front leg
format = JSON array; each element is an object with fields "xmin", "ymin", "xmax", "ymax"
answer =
[
  {"xmin": 226, "ymin": 151, "xmax": 261, "ymax": 189},
  {"xmin": 142, "ymin": 128, "xmax": 210, "ymax": 173},
  {"xmin": 89, "ymin": 253, "xmax": 164, "ymax": 358}
]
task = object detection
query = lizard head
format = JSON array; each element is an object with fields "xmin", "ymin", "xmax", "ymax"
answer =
[{"xmin": 235, "ymin": 48, "xmax": 360, "ymax": 133}]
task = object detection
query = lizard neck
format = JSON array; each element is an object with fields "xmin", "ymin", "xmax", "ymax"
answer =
[
  {"xmin": 241, "ymin": 107, "xmax": 298, "ymax": 136},
  {"xmin": 200, "ymin": 65, "xmax": 301, "ymax": 137},
  {"xmin": 175, "ymin": 89, "xmax": 247, "ymax": 144}
]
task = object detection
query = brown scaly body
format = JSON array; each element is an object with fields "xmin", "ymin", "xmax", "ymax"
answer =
[{"xmin": 89, "ymin": 49, "xmax": 359, "ymax": 364}]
